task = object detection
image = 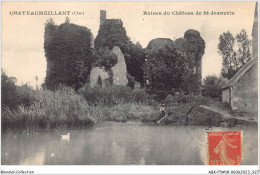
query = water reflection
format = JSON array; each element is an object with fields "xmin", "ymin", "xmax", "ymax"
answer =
[{"xmin": 1, "ymin": 122, "xmax": 258, "ymax": 165}]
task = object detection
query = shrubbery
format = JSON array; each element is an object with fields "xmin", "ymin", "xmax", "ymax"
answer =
[
  {"xmin": 172, "ymin": 94, "xmax": 211, "ymax": 106},
  {"xmin": 16, "ymin": 84, "xmax": 36, "ymax": 107},
  {"xmin": 91, "ymin": 48, "xmax": 118, "ymax": 70},
  {"xmin": 79, "ymin": 85, "xmax": 150, "ymax": 106},
  {"xmin": 162, "ymin": 93, "xmax": 212, "ymax": 106}
]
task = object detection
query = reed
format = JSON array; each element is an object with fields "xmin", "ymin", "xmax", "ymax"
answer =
[
  {"xmin": 2, "ymin": 86, "xmax": 94, "ymax": 131},
  {"xmin": 2, "ymin": 85, "xmax": 155, "ymax": 132}
]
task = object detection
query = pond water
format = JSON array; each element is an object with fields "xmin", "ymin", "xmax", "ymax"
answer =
[{"xmin": 1, "ymin": 121, "xmax": 258, "ymax": 165}]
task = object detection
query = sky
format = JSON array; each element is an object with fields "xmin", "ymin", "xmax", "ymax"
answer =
[{"xmin": 1, "ymin": 1, "xmax": 256, "ymax": 88}]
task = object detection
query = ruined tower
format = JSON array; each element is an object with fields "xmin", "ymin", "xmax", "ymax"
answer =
[
  {"xmin": 92, "ymin": 10, "xmax": 129, "ymax": 87},
  {"xmin": 100, "ymin": 10, "xmax": 106, "ymax": 26},
  {"xmin": 184, "ymin": 29, "xmax": 205, "ymax": 96}
]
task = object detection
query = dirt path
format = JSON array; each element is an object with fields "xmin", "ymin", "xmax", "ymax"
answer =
[{"xmin": 200, "ymin": 101, "xmax": 257, "ymax": 123}]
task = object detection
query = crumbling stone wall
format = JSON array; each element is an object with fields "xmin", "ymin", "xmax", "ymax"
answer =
[
  {"xmin": 90, "ymin": 46, "xmax": 128, "ymax": 87},
  {"xmin": 146, "ymin": 38, "xmax": 175, "ymax": 54},
  {"xmin": 183, "ymin": 29, "xmax": 205, "ymax": 95},
  {"xmin": 173, "ymin": 29, "xmax": 205, "ymax": 95},
  {"xmin": 94, "ymin": 12, "xmax": 130, "ymax": 86},
  {"xmin": 111, "ymin": 46, "xmax": 128, "ymax": 85},
  {"xmin": 44, "ymin": 20, "xmax": 93, "ymax": 90},
  {"xmin": 89, "ymin": 67, "xmax": 109, "ymax": 87}
]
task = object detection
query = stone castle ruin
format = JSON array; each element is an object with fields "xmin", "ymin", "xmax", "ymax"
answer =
[
  {"xmin": 44, "ymin": 10, "xmax": 205, "ymax": 94},
  {"xmin": 146, "ymin": 30, "xmax": 205, "ymax": 95},
  {"xmin": 99, "ymin": 10, "xmax": 122, "ymax": 26},
  {"xmin": 111, "ymin": 46, "xmax": 128, "ymax": 85},
  {"xmin": 89, "ymin": 45, "xmax": 128, "ymax": 87},
  {"xmin": 90, "ymin": 10, "xmax": 128, "ymax": 87},
  {"xmin": 44, "ymin": 20, "xmax": 94, "ymax": 90},
  {"xmin": 183, "ymin": 29, "xmax": 205, "ymax": 95}
]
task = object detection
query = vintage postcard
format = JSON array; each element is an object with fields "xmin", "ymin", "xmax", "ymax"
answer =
[{"xmin": 1, "ymin": 1, "xmax": 259, "ymax": 174}]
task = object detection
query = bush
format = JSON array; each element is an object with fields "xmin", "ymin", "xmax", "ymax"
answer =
[
  {"xmin": 172, "ymin": 94, "xmax": 211, "ymax": 106},
  {"xmin": 95, "ymin": 103, "xmax": 156, "ymax": 122},
  {"xmin": 160, "ymin": 94, "xmax": 212, "ymax": 107},
  {"xmin": 79, "ymin": 85, "xmax": 150, "ymax": 106},
  {"xmin": 203, "ymin": 75, "xmax": 228, "ymax": 98},
  {"xmin": 16, "ymin": 84, "xmax": 36, "ymax": 107},
  {"xmin": 91, "ymin": 48, "xmax": 118, "ymax": 70},
  {"xmin": 164, "ymin": 94, "xmax": 174, "ymax": 105}
]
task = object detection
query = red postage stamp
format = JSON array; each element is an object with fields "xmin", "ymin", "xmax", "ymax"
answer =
[{"xmin": 208, "ymin": 131, "xmax": 242, "ymax": 165}]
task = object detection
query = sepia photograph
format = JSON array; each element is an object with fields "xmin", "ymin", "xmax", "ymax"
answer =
[{"xmin": 1, "ymin": 0, "xmax": 259, "ymax": 174}]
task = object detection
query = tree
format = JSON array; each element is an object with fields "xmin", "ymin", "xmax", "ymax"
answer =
[
  {"xmin": 236, "ymin": 29, "xmax": 251, "ymax": 66},
  {"xmin": 203, "ymin": 75, "xmax": 228, "ymax": 98},
  {"xmin": 126, "ymin": 42, "xmax": 145, "ymax": 86},
  {"xmin": 16, "ymin": 84, "xmax": 36, "ymax": 107},
  {"xmin": 218, "ymin": 30, "xmax": 251, "ymax": 79},
  {"xmin": 143, "ymin": 46, "xmax": 186, "ymax": 98},
  {"xmin": 218, "ymin": 31, "xmax": 236, "ymax": 79},
  {"xmin": 91, "ymin": 48, "xmax": 118, "ymax": 71},
  {"xmin": 1, "ymin": 71, "xmax": 18, "ymax": 109}
]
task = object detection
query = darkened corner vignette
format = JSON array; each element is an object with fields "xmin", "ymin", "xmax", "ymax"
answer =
[{"xmin": 0, "ymin": 1, "xmax": 258, "ymax": 174}]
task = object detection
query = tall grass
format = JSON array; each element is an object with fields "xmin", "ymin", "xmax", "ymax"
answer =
[
  {"xmin": 2, "ymin": 85, "xmax": 155, "ymax": 132},
  {"xmin": 2, "ymin": 86, "xmax": 95, "ymax": 131}
]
